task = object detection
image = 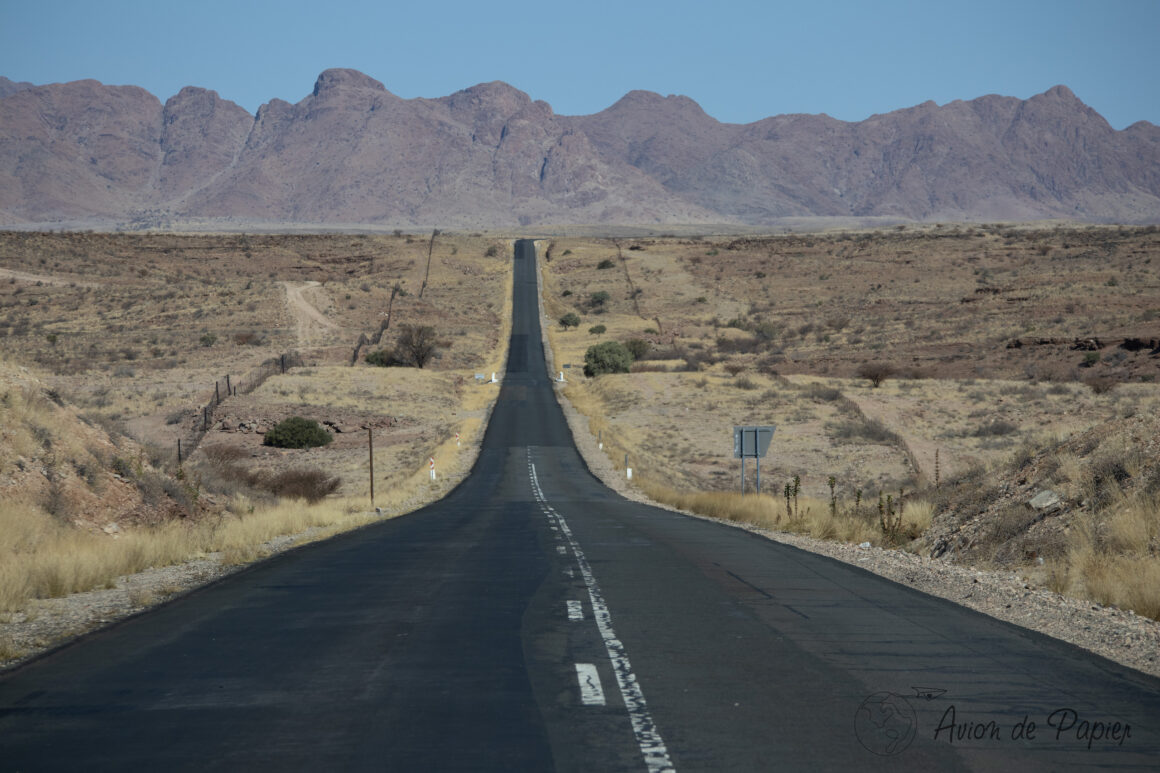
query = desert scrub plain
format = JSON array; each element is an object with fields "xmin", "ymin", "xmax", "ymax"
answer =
[
  {"xmin": 0, "ymin": 231, "xmax": 512, "ymax": 663},
  {"xmin": 540, "ymin": 224, "xmax": 1160, "ymax": 619}
]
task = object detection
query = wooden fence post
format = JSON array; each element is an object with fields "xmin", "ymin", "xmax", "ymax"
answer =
[{"xmin": 368, "ymin": 428, "xmax": 375, "ymax": 508}]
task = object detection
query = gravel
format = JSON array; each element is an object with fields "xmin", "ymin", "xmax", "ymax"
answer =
[{"xmin": 553, "ymin": 375, "xmax": 1160, "ymax": 680}]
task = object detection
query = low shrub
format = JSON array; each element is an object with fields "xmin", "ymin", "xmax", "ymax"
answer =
[
  {"xmin": 584, "ymin": 341, "xmax": 634, "ymax": 377},
  {"xmin": 263, "ymin": 469, "xmax": 341, "ymax": 503},
  {"xmin": 829, "ymin": 417, "xmax": 900, "ymax": 444},
  {"xmin": 972, "ymin": 419, "xmax": 1019, "ymax": 437},
  {"xmin": 804, "ymin": 383, "xmax": 843, "ymax": 402},
  {"xmin": 856, "ymin": 362, "xmax": 897, "ymax": 387},
  {"xmin": 263, "ymin": 417, "xmax": 332, "ymax": 449},
  {"xmin": 366, "ymin": 348, "xmax": 403, "ymax": 367}
]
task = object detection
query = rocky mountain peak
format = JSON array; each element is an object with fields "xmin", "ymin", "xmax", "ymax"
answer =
[
  {"xmin": 0, "ymin": 76, "xmax": 35, "ymax": 99},
  {"xmin": 1, "ymin": 73, "xmax": 1157, "ymax": 226},
  {"xmin": 312, "ymin": 68, "xmax": 388, "ymax": 96}
]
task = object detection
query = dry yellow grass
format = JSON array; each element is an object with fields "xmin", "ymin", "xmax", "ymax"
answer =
[
  {"xmin": 1058, "ymin": 492, "xmax": 1160, "ymax": 618},
  {"xmin": 0, "ymin": 234, "xmax": 515, "ymax": 618},
  {"xmin": 0, "ymin": 494, "xmax": 383, "ymax": 612},
  {"xmin": 0, "ymin": 231, "xmax": 513, "ymax": 448},
  {"xmin": 638, "ymin": 480, "xmax": 936, "ymax": 548}
]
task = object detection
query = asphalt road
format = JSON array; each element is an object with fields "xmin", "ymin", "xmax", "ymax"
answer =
[{"xmin": 2, "ymin": 239, "xmax": 1158, "ymax": 771}]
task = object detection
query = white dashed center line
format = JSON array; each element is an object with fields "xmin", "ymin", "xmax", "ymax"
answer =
[
  {"xmin": 575, "ymin": 663, "xmax": 607, "ymax": 706},
  {"xmin": 567, "ymin": 600, "xmax": 584, "ymax": 621},
  {"xmin": 530, "ymin": 453, "xmax": 675, "ymax": 773}
]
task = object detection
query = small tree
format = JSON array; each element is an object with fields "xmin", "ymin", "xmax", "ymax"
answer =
[
  {"xmin": 589, "ymin": 291, "xmax": 611, "ymax": 311},
  {"xmin": 584, "ymin": 341, "xmax": 634, "ymax": 377},
  {"xmin": 856, "ymin": 362, "xmax": 897, "ymax": 388},
  {"xmin": 264, "ymin": 417, "xmax": 333, "ymax": 449},
  {"xmin": 588, "ymin": 324, "xmax": 607, "ymax": 335},
  {"xmin": 623, "ymin": 338, "xmax": 650, "ymax": 359},
  {"xmin": 395, "ymin": 324, "xmax": 438, "ymax": 368},
  {"xmin": 560, "ymin": 312, "xmax": 581, "ymax": 330}
]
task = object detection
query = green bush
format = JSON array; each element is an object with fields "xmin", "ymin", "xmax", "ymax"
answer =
[
  {"xmin": 366, "ymin": 348, "xmax": 401, "ymax": 367},
  {"xmin": 588, "ymin": 324, "xmax": 607, "ymax": 335},
  {"xmin": 263, "ymin": 417, "xmax": 333, "ymax": 449},
  {"xmin": 560, "ymin": 312, "xmax": 581, "ymax": 329},
  {"xmin": 584, "ymin": 341, "xmax": 634, "ymax": 377},
  {"xmin": 623, "ymin": 338, "xmax": 650, "ymax": 359},
  {"xmin": 597, "ymin": 258, "xmax": 616, "ymax": 270}
]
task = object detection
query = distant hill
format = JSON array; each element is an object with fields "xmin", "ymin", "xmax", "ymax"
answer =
[{"xmin": 1, "ymin": 69, "xmax": 1157, "ymax": 228}]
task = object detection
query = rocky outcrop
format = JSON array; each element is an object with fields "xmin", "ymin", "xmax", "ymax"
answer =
[{"xmin": 1, "ymin": 70, "xmax": 1158, "ymax": 226}]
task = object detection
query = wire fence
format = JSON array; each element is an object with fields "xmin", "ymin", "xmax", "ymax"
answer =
[{"xmin": 175, "ymin": 351, "xmax": 304, "ymax": 465}]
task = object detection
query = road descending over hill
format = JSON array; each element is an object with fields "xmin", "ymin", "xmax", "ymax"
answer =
[{"xmin": 2, "ymin": 240, "xmax": 1158, "ymax": 771}]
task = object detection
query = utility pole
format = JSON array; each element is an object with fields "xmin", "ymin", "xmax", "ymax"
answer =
[{"xmin": 419, "ymin": 228, "xmax": 440, "ymax": 298}]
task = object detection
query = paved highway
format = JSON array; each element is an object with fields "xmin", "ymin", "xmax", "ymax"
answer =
[{"xmin": 1, "ymin": 239, "xmax": 1158, "ymax": 771}]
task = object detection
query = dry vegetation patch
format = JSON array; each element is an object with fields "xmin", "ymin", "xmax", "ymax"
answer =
[
  {"xmin": 541, "ymin": 226, "xmax": 1160, "ymax": 619},
  {"xmin": 1, "ymin": 231, "xmax": 512, "ymax": 664}
]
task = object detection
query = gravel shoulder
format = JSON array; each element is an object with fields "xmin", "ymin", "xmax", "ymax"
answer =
[
  {"xmin": 551, "ymin": 381, "xmax": 1160, "ymax": 679},
  {"xmin": 534, "ymin": 250, "xmax": 1160, "ymax": 681}
]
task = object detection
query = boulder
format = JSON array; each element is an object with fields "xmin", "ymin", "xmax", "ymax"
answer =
[{"xmin": 1028, "ymin": 490, "xmax": 1062, "ymax": 513}]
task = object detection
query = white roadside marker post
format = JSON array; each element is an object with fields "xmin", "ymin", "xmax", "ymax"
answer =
[{"xmin": 429, "ymin": 456, "xmax": 436, "ymax": 481}]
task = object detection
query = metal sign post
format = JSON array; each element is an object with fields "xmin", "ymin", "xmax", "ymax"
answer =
[{"xmin": 733, "ymin": 425, "xmax": 776, "ymax": 494}]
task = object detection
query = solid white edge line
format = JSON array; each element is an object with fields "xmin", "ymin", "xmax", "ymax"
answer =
[{"xmin": 531, "ymin": 459, "xmax": 676, "ymax": 773}]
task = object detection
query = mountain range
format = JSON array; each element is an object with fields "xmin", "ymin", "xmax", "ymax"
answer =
[{"xmin": 2, "ymin": 69, "xmax": 1158, "ymax": 228}]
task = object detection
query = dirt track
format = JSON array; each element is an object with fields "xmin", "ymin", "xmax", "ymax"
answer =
[{"xmin": 283, "ymin": 280, "xmax": 341, "ymax": 345}]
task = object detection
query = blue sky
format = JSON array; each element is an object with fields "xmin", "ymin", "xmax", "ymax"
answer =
[{"xmin": 2, "ymin": 0, "xmax": 1157, "ymax": 129}]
